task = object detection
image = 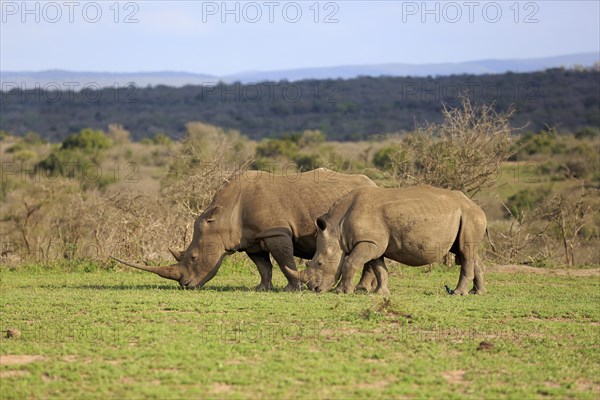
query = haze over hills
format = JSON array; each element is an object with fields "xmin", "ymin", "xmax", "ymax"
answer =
[
  {"xmin": 2, "ymin": 52, "xmax": 598, "ymax": 90},
  {"xmin": 225, "ymin": 52, "xmax": 600, "ymax": 83}
]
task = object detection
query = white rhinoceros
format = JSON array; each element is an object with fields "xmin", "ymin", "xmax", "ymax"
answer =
[
  {"xmin": 285, "ymin": 185, "xmax": 488, "ymax": 295},
  {"xmin": 113, "ymin": 169, "xmax": 378, "ymax": 291}
]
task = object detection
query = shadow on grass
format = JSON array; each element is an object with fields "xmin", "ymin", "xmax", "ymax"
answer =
[
  {"xmin": 33, "ymin": 283, "xmax": 313, "ymax": 293},
  {"xmin": 33, "ymin": 284, "xmax": 254, "ymax": 291}
]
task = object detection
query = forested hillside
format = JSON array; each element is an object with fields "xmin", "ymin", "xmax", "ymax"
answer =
[{"xmin": 1, "ymin": 68, "xmax": 598, "ymax": 141}]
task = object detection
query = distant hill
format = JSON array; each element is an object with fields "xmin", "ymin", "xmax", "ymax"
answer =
[
  {"xmin": 226, "ymin": 52, "xmax": 600, "ymax": 83},
  {"xmin": 2, "ymin": 53, "xmax": 598, "ymax": 89},
  {"xmin": 1, "ymin": 69, "xmax": 598, "ymax": 141}
]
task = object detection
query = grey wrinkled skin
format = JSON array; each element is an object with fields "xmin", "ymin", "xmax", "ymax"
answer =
[
  {"xmin": 115, "ymin": 169, "xmax": 378, "ymax": 291},
  {"xmin": 290, "ymin": 185, "xmax": 488, "ymax": 296}
]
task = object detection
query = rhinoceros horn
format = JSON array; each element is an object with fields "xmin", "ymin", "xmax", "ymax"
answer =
[
  {"xmin": 168, "ymin": 248, "xmax": 183, "ymax": 261},
  {"xmin": 110, "ymin": 256, "xmax": 181, "ymax": 281},
  {"xmin": 282, "ymin": 265, "xmax": 308, "ymax": 284}
]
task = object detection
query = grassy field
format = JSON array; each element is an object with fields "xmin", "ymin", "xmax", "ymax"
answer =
[{"xmin": 1, "ymin": 259, "xmax": 599, "ymax": 399}]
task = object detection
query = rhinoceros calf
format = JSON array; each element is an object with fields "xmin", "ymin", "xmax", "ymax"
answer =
[
  {"xmin": 113, "ymin": 169, "xmax": 377, "ymax": 291},
  {"xmin": 285, "ymin": 185, "xmax": 488, "ymax": 295}
]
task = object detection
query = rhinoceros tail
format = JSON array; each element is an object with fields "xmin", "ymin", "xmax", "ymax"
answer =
[{"xmin": 485, "ymin": 228, "xmax": 497, "ymax": 254}]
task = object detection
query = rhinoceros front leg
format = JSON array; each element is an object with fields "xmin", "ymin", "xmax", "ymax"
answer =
[
  {"xmin": 336, "ymin": 242, "xmax": 381, "ymax": 294},
  {"xmin": 247, "ymin": 252, "xmax": 273, "ymax": 291}
]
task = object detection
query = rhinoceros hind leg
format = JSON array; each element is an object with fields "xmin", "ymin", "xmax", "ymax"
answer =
[
  {"xmin": 355, "ymin": 263, "xmax": 377, "ymax": 292},
  {"xmin": 455, "ymin": 248, "xmax": 486, "ymax": 295},
  {"xmin": 260, "ymin": 234, "xmax": 301, "ymax": 291},
  {"xmin": 471, "ymin": 256, "xmax": 486, "ymax": 295},
  {"xmin": 247, "ymin": 252, "xmax": 274, "ymax": 291},
  {"xmin": 453, "ymin": 242, "xmax": 476, "ymax": 295},
  {"xmin": 370, "ymin": 258, "xmax": 390, "ymax": 296}
]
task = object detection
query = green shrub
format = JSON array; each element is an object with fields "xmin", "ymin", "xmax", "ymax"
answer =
[
  {"xmin": 6, "ymin": 132, "xmax": 46, "ymax": 154},
  {"xmin": 37, "ymin": 151, "xmax": 91, "ymax": 178},
  {"xmin": 507, "ymin": 187, "xmax": 552, "ymax": 220},
  {"xmin": 255, "ymin": 138, "xmax": 298, "ymax": 160},
  {"xmin": 152, "ymin": 132, "xmax": 172, "ymax": 146},
  {"xmin": 0, "ymin": 178, "xmax": 18, "ymax": 201},
  {"xmin": 12, "ymin": 149, "xmax": 37, "ymax": 163},
  {"xmin": 516, "ymin": 131, "xmax": 562, "ymax": 156},
  {"xmin": 373, "ymin": 145, "xmax": 402, "ymax": 170},
  {"xmin": 61, "ymin": 128, "xmax": 111, "ymax": 153},
  {"xmin": 23, "ymin": 131, "xmax": 46, "ymax": 145},
  {"xmin": 294, "ymin": 154, "xmax": 320, "ymax": 171},
  {"xmin": 575, "ymin": 127, "xmax": 599, "ymax": 139},
  {"xmin": 298, "ymin": 130, "xmax": 326, "ymax": 147},
  {"xmin": 6, "ymin": 142, "xmax": 26, "ymax": 154},
  {"xmin": 35, "ymin": 129, "xmax": 114, "ymax": 190}
]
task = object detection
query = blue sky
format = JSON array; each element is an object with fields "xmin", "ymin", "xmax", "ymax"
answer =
[{"xmin": 1, "ymin": 1, "xmax": 599, "ymax": 75}]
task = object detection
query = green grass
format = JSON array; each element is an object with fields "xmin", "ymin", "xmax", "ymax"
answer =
[
  {"xmin": 1, "ymin": 259, "xmax": 599, "ymax": 399},
  {"xmin": 493, "ymin": 162, "xmax": 562, "ymax": 199}
]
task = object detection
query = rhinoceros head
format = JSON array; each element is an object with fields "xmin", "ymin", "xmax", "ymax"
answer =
[
  {"xmin": 113, "ymin": 206, "xmax": 232, "ymax": 289},
  {"xmin": 286, "ymin": 215, "xmax": 344, "ymax": 292}
]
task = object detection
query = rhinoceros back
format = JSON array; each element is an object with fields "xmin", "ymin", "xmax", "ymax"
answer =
[{"xmin": 211, "ymin": 169, "xmax": 375, "ymax": 241}]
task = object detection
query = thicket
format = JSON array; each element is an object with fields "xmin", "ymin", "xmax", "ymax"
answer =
[
  {"xmin": 372, "ymin": 97, "xmax": 514, "ymax": 196},
  {"xmin": 1, "ymin": 69, "xmax": 598, "ymax": 141},
  {"xmin": 1, "ymin": 100, "xmax": 598, "ymax": 269}
]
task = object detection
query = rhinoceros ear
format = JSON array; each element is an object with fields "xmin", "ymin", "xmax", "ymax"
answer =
[
  {"xmin": 316, "ymin": 217, "xmax": 327, "ymax": 231},
  {"xmin": 169, "ymin": 248, "xmax": 183, "ymax": 262},
  {"xmin": 206, "ymin": 206, "xmax": 222, "ymax": 222}
]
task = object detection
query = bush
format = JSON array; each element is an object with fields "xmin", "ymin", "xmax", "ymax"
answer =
[
  {"xmin": 255, "ymin": 138, "xmax": 298, "ymax": 160},
  {"xmin": 6, "ymin": 132, "xmax": 46, "ymax": 154},
  {"xmin": 575, "ymin": 127, "xmax": 599, "ymax": 139},
  {"xmin": 372, "ymin": 145, "xmax": 402, "ymax": 170},
  {"xmin": 291, "ymin": 144, "xmax": 351, "ymax": 172},
  {"xmin": 377, "ymin": 96, "xmax": 515, "ymax": 196},
  {"xmin": 23, "ymin": 131, "xmax": 45, "ymax": 145},
  {"xmin": 61, "ymin": 128, "xmax": 111, "ymax": 153},
  {"xmin": 515, "ymin": 131, "xmax": 562, "ymax": 156},
  {"xmin": 36, "ymin": 128, "xmax": 114, "ymax": 189},
  {"xmin": 298, "ymin": 130, "xmax": 326, "ymax": 147},
  {"xmin": 0, "ymin": 130, "xmax": 11, "ymax": 141},
  {"xmin": 507, "ymin": 187, "xmax": 552, "ymax": 221},
  {"xmin": 152, "ymin": 133, "xmax": 172, "ymax": 146},
  {"xmin": 162, "ymin": 121, "xmax": 252, "ymax": 217},
  {"xmin": 106, "ymin": 124, "xmax": 130, "ymax": 144},
  {"xmin": 564, "ymin": 159, "xmax": 590, "ymax": 179},
  {"xmin": 294, "ymin": 154, "xmax": 320, "ymax": 171}
]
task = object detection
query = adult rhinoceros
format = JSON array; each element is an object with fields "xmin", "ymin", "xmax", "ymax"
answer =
[
  {"xmin": 113, "ymin": 169, "xmax": 377, "ymax": 291},
  {"xmin": 285, "ymin": 185, "xmax": 488, "ymax": 295}
]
